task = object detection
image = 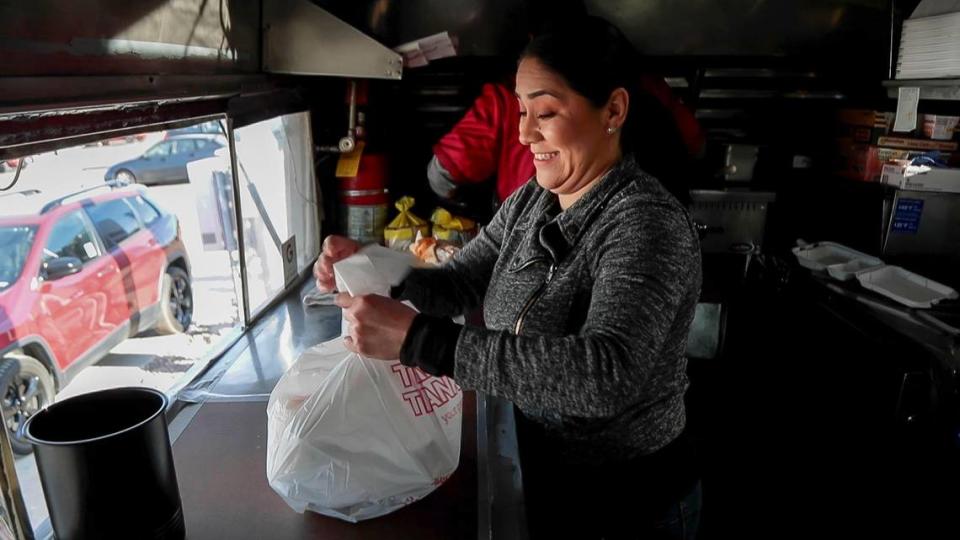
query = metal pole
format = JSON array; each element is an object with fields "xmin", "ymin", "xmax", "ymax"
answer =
[
  {"xmin": 0, "ymin": 360, "xmax": 34, "ymax": 539},
  {"xmin": 227, "ymin": 117, "xmax": 252, "ymax": 326}
]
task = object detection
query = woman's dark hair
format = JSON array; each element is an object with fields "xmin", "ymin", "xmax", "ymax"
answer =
[{"xmin": 520, "ymin": 16, "xmax": 692, "ymax": 204}]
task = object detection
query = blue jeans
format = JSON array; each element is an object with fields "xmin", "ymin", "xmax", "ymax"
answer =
[{"xmin": 664, "ymin": 480, "xmax": 703, "ymax": 539}]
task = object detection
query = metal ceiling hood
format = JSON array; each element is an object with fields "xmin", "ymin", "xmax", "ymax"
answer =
[{"xmin": 262, "ymin": 0, "xmax": 403, "ymax": 80}]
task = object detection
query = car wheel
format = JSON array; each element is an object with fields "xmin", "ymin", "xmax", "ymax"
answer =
[
  {"xmin": 115, "ymin": 169, "xmax": 136, "ymax": 185},
  {"xmin": 155, "ymin": 266, "xmax": 193, "ymax": 334},
  {"xmin": 1, "ymin": 353, "xmax": 55, "ymax": 455}
]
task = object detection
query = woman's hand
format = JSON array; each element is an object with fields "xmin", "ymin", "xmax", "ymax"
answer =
[
  {"xmin": 313, "ymin": 235, "xmax": 361, "ymax": 292},
  {"xmin": 336, "ymin": 293, "xmax": 417, "ymax": 360}
]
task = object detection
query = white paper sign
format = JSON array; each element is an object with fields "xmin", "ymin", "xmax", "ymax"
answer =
[
  {"xmin": 894, "ymin": 87, "xmax": 921, "ymax": 133},
  {"xmin": 418, "ymin": 32, "xmax": 457, "ymax": 61},
  {"xmin": 394, "ymin": 42, "xmax": 428, "ymax": 68},
  {"xmin": 392, "ymin": 31, "xmax": 457, "ymax": 68}
]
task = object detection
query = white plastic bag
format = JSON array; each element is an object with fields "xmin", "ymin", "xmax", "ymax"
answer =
[{"xmin": 266, "ymin": 246, "xmax": 463, "ymax": 522}]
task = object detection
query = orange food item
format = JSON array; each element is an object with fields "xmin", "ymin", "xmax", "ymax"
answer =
[{"xmin": 412, "ymin": 236, "xmax": 438, "ymax": 262}]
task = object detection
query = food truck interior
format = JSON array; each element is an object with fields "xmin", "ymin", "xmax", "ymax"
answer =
[{"xmin": 1, "ymin": 0, "xmax": 960, "ymax": 538}]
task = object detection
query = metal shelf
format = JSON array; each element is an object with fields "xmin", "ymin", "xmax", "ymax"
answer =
[{"xmin": 883, "ymin": 79, "xmax": 960, "ymax": 100}]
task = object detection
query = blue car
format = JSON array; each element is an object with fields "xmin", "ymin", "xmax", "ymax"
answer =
[{"xmin": 104, "ymin": 135, "xmax": 225, "ymax": 186}]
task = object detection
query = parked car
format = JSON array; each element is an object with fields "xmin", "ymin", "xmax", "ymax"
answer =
[
  {"xmin": 0, "ymin": 185, "xmax": 192, "ymax": 453},
  {"xmin": 83, "ymin": 133, "xmax": 148, "ymax": 147},
  {"xmin": 104, "ymin": 133, "xmax": 147, "ymax": 145},
  {"xmin": 0, "ymin": 158, "xmax": 27, "ymax": 173},
  {"xmin": 104, "ymin": 135, "xmax": 225, "ymax": 186}
]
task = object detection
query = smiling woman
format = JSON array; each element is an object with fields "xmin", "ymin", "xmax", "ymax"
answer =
[
  {"xmin": 518, "ymin": 17, "xmax": 694, "ymax": 206},
  {"xmin": 317, "ymin": 16, "xmax": 703, "ymax": 540},
  {"xmin": 515, "ymin": 58, "xmax": 628, "ymax": 209}
]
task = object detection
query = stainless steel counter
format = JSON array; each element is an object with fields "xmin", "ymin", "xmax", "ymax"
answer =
[
  {"xmin": 168, "ymin": 278, "xmax": 526, "ymax": 539},
  {"xmin": 809, "ymin": 273, "xmax": 960, "ymax": 370}
]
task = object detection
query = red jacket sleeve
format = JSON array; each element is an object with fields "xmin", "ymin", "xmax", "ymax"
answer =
[{"xmin": 433, "ymin": 83, "xmax": 509, "ymax": 185}]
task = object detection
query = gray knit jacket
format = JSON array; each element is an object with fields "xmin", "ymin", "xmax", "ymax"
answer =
[{"xmin": 400, "ymin": 156, "xmax": 702, "ymax": 463}]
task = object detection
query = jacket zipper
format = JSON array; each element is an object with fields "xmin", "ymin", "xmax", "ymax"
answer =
[
  {"xmin": 514, "ymin": 263, "xmax": 557, "ymax": 335},
  {"xmin": 509, "ymin": 257, "xmax": 544, "ymax": 274}
]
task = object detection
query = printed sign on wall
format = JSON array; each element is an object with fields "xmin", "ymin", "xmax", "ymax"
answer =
[
  {"xmin": 891, "ymin": 198, "xmax": 924, "ymax": 235},
  {"xmin": 282, "ymin": 236, "xmax": 297, "ymax": 285}
]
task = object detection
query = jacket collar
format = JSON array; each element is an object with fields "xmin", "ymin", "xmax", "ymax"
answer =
[
  {"xmin": 513, "ymin": 156, "xmax": 643, "ymax": 267},
  {"xmin": 554, "ymin": 155, "xmax": 640, "ymax": 247}
]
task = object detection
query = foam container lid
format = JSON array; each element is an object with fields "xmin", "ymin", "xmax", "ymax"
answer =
[
  {"xmin": 856, "ymin": 265, "xmax": 959, "ymax": 309},
  {"xmin": 792, "ymin": 242, "xmax": 883, "ymax": 274}
]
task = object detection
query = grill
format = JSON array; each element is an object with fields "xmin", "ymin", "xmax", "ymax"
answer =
[{"xmin": 689, "ymin": 190, "xmax": 776, "ymax": 255}]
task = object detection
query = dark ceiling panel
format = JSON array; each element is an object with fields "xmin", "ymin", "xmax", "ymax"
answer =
[
  {"xmin": 587, "ymin": 0, "xmax": 890, "ymax": 71},
  {"xmin": 315, "ymin": 0, "xmax": 892, "ymax": 77},
  {"xmin": 313, "ymin": 0, "xmax": 530, "ymax": 57}
]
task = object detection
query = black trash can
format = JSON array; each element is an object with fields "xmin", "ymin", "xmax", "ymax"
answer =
[{"xmin": 23, "ymin": 387, "xmax": 185, "ymax": 540}]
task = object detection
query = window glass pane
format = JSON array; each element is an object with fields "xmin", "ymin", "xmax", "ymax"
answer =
[
  {"xmin": 173, "ymin": 139, "xmax": 196, "ymax": 154},
  {"xmin": 0, "ymin": 225, "xmax": 36, "ymax": 291},
  {"xmin": 85, "ymin": 199, "xmax": 141, "ymax": 246},
  {"xmin": 234, "ymin": 112, "xmax": 320, "ymax": 316},
  {"xmin": 0, "ymin": 118, "xmax": 243, "ymax": 534},
  {"xmin": 44, "ymin": 212, "xmax": 98, "ymax": 263},
  {"xmin": 202, "ymin": 121, "xmax": 223, "ymax": 134},
  {"xmin": 129, "ymin": 195, "xmax": 161, "ymax": 226},
  {"xmin": 163, "ymin": 119, "xmax": 224, "ymax": 138},
  {"xmin": 143, "ymin": 141, "xmax": 171, "ymax": 158}
]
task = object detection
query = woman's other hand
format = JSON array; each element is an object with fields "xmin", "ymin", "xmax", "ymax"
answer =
[
  {"xmin": 336, "ymin": 293, "xmax": 417, "ymax": 360},
  {"xmin": 314, "ymin": 235, "xmax": 361, "ymax": 292}
]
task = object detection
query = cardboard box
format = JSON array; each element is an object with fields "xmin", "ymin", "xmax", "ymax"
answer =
[
  {"xmin": 881, "ymin": 163, "xmax": 960, "ymax": 193},
  {"xmin": 876, "ymin": 136, "xmax": 959, "ymax": 152},
  {"xmin": 836, "ymin": 140, "xmax": 956, "ymax": 182},
  {"xmin": 922, "ymin": 114, "xmax": 959, "ymax": 141},
  {"xmin": 839, "ymin": 109, "xmax": 894, "ymax": 129},
  {"xmin": 838, "ymin": 109, "xmax": 893, "ymax": 144},
  {"xmin": 881, "ymin": 163, "xmax": 907, "ymax": 188}
]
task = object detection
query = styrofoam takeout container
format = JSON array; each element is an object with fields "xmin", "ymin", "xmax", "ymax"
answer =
[
  {"xmin": 855, "ymin": 265, "xmax": 959, "ymax": 309},
  {"xmin": 792, "ymin": 242, "xmax": 884, "ymax": 278},
  {"xmin": 826, "ymin": 258, "xmax": 886, "ymax": 281}
]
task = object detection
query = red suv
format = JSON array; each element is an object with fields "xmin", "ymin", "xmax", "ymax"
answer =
[
  {"xmin": 0, "ymin": 158, "xmax": 25, "ymax": 172},
  {"xmin": 0, "ymin": 185, "xmax": 192, "ymax": 453}
]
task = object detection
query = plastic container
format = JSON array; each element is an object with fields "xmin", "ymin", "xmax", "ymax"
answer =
[
  {"xmin": 24, "ymin": 387, "xmax": 184, "ymax": 540},
  {"xmin": 792, "ymin": 242, "xmax": 884, "ymax": 276},
  {"xmin": 826, "ymin": 258, "xmax": 886, "ymax": 281},
  {"xmin": 855, "ymin": 265, "xmax": 959, "ymax": 309}
]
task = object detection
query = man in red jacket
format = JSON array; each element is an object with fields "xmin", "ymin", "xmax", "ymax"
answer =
[
  {"xmin": 427, "ymin": 0, "xmax": 703, "ymax": 205},
  {"xmin": 428, "ymin": 77, "xmax": 704, "ymax": 204},
  {"xmin": 428, "ymin": 82, "xmax": 534, "ymax": 203}
]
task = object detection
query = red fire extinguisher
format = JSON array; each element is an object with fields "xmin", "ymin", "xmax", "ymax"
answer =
[
  {"xmin": 336, "ymin": 81, "xmax": 389, "ymax": 245},
  {"xmin": 339, "ymin": 153, "xmax": 388, "ymax": 245}
]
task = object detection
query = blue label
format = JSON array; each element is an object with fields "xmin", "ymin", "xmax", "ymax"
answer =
[{"xmin": 891, "ymin": 198, "xmax": 924, "ymax": 234}]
